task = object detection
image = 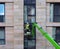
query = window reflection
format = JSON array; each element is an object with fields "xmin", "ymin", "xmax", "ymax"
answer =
[
  {"xmin": 28, "ymin": 6, "xmax": 35, "ymax": 16},
  {"xmin": 0, "ymin": 4, "xmax": 4, "ymax": 15},
  {"xmin": 28, "ymin": 16, "xmax": 35, "ymax": 23}
]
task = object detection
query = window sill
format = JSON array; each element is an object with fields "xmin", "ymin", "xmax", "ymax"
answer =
[{"xmin": 46, "ymin": 22, "xmax": 60, "ymax": 27}]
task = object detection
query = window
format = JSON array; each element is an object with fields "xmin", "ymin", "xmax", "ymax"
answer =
[
  {"xmin": 0, "ymin": 3, "xmax": 5, "ymax": 22},
  {"xmin": 0, "ymin": 27, "xmax": 5, "ymax": 45},
  {"xmin": 53, "ymin": 27, "xmax": 60, "ymax": 45},
  {"xmin": 50, "ymin": 3, "xmax": 60, "ymax": 22},
  {"xmin": 24, "ymin": 0, "xmax": 36, "ymax": 49}
]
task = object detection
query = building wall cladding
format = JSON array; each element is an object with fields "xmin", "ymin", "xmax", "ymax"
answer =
[
  {"xmin": 36, "ymin": 0, "xmax": 55, "ymax": 49},
  {"xmin": 36, "ymin": 0, "xmax": 47, "ymax": 49},
  {"xmin": 0, "ymin": 1, "xmax": 14, "ymax": 49},
  {"xmin": 14, "ymin": 0, "xmax": 23, "ymax": 49},
  {"xmin": 46, "ymin": 0, "xmax": 60, "ymax": 49},
  {"xmin": 0, "ymin": 0, "xmax": 59, "ymax": 49}
]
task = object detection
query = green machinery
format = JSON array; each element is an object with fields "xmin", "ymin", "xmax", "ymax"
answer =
[{"xmin": 32, "ymin": 23, "xmax": 60, "ymax": 49}]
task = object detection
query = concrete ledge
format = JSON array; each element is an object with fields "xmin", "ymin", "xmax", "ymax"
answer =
[
  {"xmin": 46, "ymin": 0, "xmax": 60, "ymax": 2},
  {"xmin": 46, "ymin": 22, "xmax": 60, "ymax": 27},
  {"xmin": 0, "ymin": 0, "xmax": 14, "ymax": 3},
  {"xmin": 0, "ymin": 23, "xmax": 14, "ymax": 27}
]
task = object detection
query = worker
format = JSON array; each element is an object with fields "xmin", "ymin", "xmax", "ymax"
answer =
[
  {"xmin": 25, "ymin": 22, "xmax": 31, "ymax": 35},
  {"xmin": 25, "ymin": 22, "xmax": 30, "ymax": 30}
]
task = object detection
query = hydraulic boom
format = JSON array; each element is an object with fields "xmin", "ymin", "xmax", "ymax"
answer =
[{"xmin": 32, "ymin": 23, "xmax": 60, "ymax": 49}]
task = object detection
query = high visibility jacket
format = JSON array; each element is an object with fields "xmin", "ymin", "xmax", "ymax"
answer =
[{"xmin": 25, "ymin": 24, "xmax": 29, "ymax": 30}]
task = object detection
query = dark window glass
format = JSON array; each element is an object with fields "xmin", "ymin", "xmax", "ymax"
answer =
[
  {"xmin": 0, "ymin": 27, "xmax": 5, "ymax": 45},
  {"xmin": 53, "ymin": 3, "xmax": 60, "ymax": 22},
  {"xmin": 0, "ymin": 4, "xmax": 5, "ymax": 22},
  {"xmin": 24, "ymin": 0, "xmax": 36, "ymax": 4},
  {"xmin": 24, "ymin": 0, "xmax": 31, "ymax": 4},
  {"xmin": 55, "ymin": 27, "xmax": 60, "ymax": 45},
  {"xmin": 54, "ymin": 4, "xmax": 60, "ymax": 15}
]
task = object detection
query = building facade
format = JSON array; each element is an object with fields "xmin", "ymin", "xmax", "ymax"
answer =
[{"xmin": 0, "ymin": 0, "xmax": 60, "ymax": 49}]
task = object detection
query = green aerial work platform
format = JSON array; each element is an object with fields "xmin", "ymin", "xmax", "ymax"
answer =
[{"xmin": 32, "ymin": 23, "xmax": 60, "ymax": 49}]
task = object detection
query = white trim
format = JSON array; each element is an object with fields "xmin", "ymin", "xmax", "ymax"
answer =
[{"xmin": 50, "ymin": 4, "xmax": 54, "ymax": 22}]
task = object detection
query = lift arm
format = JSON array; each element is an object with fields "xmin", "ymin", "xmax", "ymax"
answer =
[{"xmin": 32, "ymin": 23, "xmax": 60, "ymax": 49}]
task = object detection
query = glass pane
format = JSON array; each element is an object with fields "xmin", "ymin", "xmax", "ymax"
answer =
[
  {"xmin": 0, "ymin": 27, "xmax": 5, "ymax": 39},
  {"xmin": 0, "ymin": 39, "xmax": 5, "ymax": 45},
  {"xmin": 55, "ymin": 27, "xmax": 60, "ymax": 45},
  {"xmin": 53, "ymin": 15, "xmax": 60, "ymax": 22},
  {"xmin": 0, "ymin": 30, "xmax": 4, "ymax": 39},
  {"xmin": 0, "ymin": 4, "xmax": 4, "ymax": 15},
  {"xmin": 0, "ymin": 15, "xmax": 4, "ymax": 22},
  {"xmin": 28, "ymin": 16, "xmax": 35, "ymax": 23},
  {"xmin": 24, "ymin": 0, "xmax": 36, "ymax": 4},
  {"xmin": 54, "ymin": 4, "xmax": 60, "ymax": 15},
  {"xmin": 31, "ymin": 0, "xmax": 36, "ymax": 4},
  {"xmin": 24, "ymin": 0, "xmax": 31, "ymax": 4},
  {"xmin": 24, "ymin": 40, "xmax": 28, "ymax": 48},
  {"xmin": 28, "ymin": 40, "xmax": 35, "ymax": 49},
  {"xmin": 24, "ymin": 6, "xmax": 28, "ymax": 23},
  {"xmin": 27, "ymin": 6, "xmax": 35, "ymax": 16}
]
